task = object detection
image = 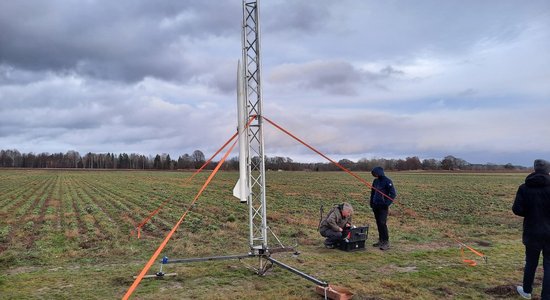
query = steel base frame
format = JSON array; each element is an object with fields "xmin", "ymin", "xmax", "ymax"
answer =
[{"xmin": 155, "ymin": 251, "xmax": 328, "ymax": 288}]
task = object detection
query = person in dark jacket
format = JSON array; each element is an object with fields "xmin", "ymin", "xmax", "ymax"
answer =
[
  {"xmin": 319, "ymin": 202, "xmax": 353, "ymax": 248},
  {"xmin": 370, "ymin": 166, "xmax": 397, "ymax": 251},
  {"xmin": 513, "ymin": 159, "xmax": 550, "ymax": 300}
]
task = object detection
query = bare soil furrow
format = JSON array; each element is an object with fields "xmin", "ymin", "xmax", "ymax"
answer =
[
  {"xmin": 70, "ymin": 180, "xmax": 120, "ymax": 238},
  {"xmin": 23, "ymin": 175, "xmax": 58, "ymax": 250},
  {"xmin": 0, "ymin": 177, "xmax": 50, "ymax": 216},
  {"xmin": 81, "ymin": 176, "xmax": 185, "ymax": 231},
  {"xmin": 78, "ymin": 180, "xmax": 140, "ymax": 226},
  {"xmin": 0, "ymin": 175, "xmax": 57, "ymax": 252},
  {"xmin": 0, "ymin": 176, "xmax": 42, "ymax": 203},
  {"xmin": 66, "ymin": 179, "xmax": 88, "ymax": 236}
]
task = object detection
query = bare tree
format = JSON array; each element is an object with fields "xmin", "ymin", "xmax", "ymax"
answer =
[{"xmin": 192, "ymin": 150, "xmax": 205, "ymax": 169}]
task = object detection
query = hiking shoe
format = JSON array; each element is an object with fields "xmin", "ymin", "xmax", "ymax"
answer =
[
  {"xmin": 516, "ymin": 286, "xmax": 531, "ymax": 299},
  {"xmin": 379, "ymin": 241, "xmax": 390, "ymax": 251}
]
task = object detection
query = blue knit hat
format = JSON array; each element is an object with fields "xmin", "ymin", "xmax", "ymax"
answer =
[{"xmin": 534, "ymin": 159, "xmax": 550, "ymax": 174}]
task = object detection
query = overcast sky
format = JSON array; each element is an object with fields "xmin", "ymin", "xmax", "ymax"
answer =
[{"xmin": 1, "ymin": 1, "xmax": 549, "ymax": 166}]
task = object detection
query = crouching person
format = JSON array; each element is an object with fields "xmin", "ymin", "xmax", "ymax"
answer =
[{"xmin": 319, "ymin": 202, "xmax": 353, "ymax": 249}]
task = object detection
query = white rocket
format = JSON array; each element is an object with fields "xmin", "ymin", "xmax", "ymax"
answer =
[{"xmin": 233, "ymin": 60, "xmax": 250, "ymax": 203}]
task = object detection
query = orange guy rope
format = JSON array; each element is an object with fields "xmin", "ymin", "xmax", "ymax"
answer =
[
  {"xmin": 263, "ymin": 116, "xmax": 396, "ymax": 205},
  {"xmin": 264, "ymin": 115, "xmax": 486, "ymax": 266},
  {"xmin": 133, "ymin": 115, "xmax": 257, "ymax": 238},
  {"xmin": 184, "ymin": 131, "xmax": 239, "ymax": 183},
  {"xmin": 133, "ymin": 131, "xmax": 238, "ymax": 237},
  {"xmin": 446, "ymin": 232, "xmax": 487, "ymax": 265},
  {"xmin": 461, "ymin": 247, "xmax": 478, "ymax": 266},
  {"xmin": 122, "ymin": 138, "xmax": 239, "ymax": 300}
]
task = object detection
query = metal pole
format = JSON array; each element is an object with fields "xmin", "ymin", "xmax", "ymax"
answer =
[
  {"xmin": 267, "ymin": 257, "xmax": 329, "ymax": 287},
  {"xmin": 162, "ymin": 254, "xmax": 254, "ymax": 264}
]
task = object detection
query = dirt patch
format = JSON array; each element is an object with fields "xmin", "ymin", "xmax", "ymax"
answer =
[
  {"xmin": 475, "ymin": 240, "xmax": 492, "ymax": 247},
  {"xmin": 65, "ymin": 229, "xmax": 79, "ymax": 239},
  {"xmin": 432, "ymin": 286, "xmax": 454, "ymax": 296},
  {"xmin": 484, "ymin": 285, "xmax": 517, "ymax": 298},
  {"xmin": 5, "ymin": 266, "xmax": 41, "ymax": 275},
  {"xmin": 378, "ymin": 264, "xmax": 418, "ymax": 275},
  {"xmin": 79, "ymin": 238, "xmax": 99, "ymax": 249},
  {"xmin": 398, "ymin": 241, "xmax": 453, "ymax": 252},
  {"xmin": 297, "ymin": 237, "xmax": 318, "ymax": 246},
  {"xmin": 111, "ymin": 276, "xmax": 134, "ymax": 286},
  {"xmin": 389, "ymin": 206, "xmax": 418, "ymax": 217},
  {"xmin": 159, "ymin": 281, "xmax": 183, "ymax": 291}
]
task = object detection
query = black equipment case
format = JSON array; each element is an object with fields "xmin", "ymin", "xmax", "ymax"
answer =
[{"xmin": 339, "ymin": 226, "xmax": 368, "ymax": 252}]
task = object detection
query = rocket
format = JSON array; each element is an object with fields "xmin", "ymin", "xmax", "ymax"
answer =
[{"xmin": 233, "ymin": 60, "xmax": 250, "ymax": 203}]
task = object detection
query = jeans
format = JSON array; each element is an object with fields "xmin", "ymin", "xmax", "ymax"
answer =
[
  {"xmin": 523, "ymin": 242, "xmax": 550, "ymax": 299},
  {"xmin": 373, "ymin": 206, "xmax": 389, "ymax": 242}
]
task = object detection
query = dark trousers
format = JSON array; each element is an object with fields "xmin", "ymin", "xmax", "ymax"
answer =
[
  {"xmin": 523, "ymin": 242, "xmax": 550, "ymax": 299},
  {"xmin": 373, "ymin": 206, "xmax": 389, "ymax": 242},
  {"xmin": 320, "ymin": 229, "xmax": 343, "ymax": 245}
]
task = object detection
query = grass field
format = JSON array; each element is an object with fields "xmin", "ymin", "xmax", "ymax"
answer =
[{"xmin": 0, "ymin": 169, "xmax": 536, "ymax": 299}]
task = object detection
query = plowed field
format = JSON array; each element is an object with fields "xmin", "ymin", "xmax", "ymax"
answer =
[{"xmin": 0, "ymin": 169, "xmax": 531, "ymax": 299}]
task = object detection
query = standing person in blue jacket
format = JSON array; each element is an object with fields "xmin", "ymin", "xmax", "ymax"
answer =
[
  {"xmin": 513, "ymin": 159, "xmax": 550, "ymax": 300},
  {"xmin": 370, "ymin": 166, "xmax": 397, "ymax": 251}
]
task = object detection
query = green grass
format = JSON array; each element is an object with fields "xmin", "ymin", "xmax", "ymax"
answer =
[{"xmin": 0, "ymin": 169, "xmax": 533, "ymax": 299}]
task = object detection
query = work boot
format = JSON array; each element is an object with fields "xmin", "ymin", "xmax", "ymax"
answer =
[
  {"xmin": 372, "ymin": 240, "xmax": 381, "ymax": 247},
  {"xmin": 379, "ymin": 241, "xmax": 390, "ymax": 251},
  {"xmin": 324, "ymin": 240, "xmax": 335, "ymax": 249}
]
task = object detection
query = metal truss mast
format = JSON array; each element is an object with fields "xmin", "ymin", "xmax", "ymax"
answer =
[
  {"xmin": 151, "ymin": 1, "xmax": 329, "ymax": 291},
  {"xmin": 241, "ymin": 0, "xmax": 268, "ymax": 253}
]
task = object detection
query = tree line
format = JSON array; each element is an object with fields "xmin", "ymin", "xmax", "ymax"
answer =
[{"xmin": 0, "ymin": 149, "xmax": 528, "ymax": 171}]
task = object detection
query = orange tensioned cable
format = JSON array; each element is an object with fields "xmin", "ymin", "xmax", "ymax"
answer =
[
  {"xmin": 122, "ymin": 138, "xmax": 239, "ymax": 300},
  {"xmin": 446, "ymin": 232, "xmax": 487, "ymax": 265},
  {"xmin": 263, "ymin": 116, "xmax": 396, "ymax": 204},
  {"xmin": 461, "ymin": 248, "xmax": 478, "ymax": 266},
  {"xmin": 133, "ymin": 131, "xmax": 238, "ymax": 238},
  {"xmin": 185, "ymin": 132, "xmax": 239, "ymax": 183},
  {"xmin": 263, "ymin": 115, "xmax": 486, "ymax": 266},
  {"xmin": 133, "ymin": 115, "xmax": 257, "ymax": 238}
]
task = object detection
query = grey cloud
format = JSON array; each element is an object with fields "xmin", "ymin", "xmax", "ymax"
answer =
[
  {"xmin": 198, "ymin": 61, "xmax": 239, "ymax": 94},
  {"xmin": 0, "ymin": 100, "xmax": 112, "ymax": 132},
  {"xmin": 1, "ymin": 0, "xmax": 549, "ymax": 166},
  {"xmin": 263, "ymin": 1, "xmax": 331, "ymax": 34},
  {"xmin": 380, "ymin": 66, "xmax": 404, "ymax": 76},
  {"xmin": 269, "ymin": 61, "xmax": 359, "ymax": 95},
  {"xmin": 264, "ymin": 105, "xmax": 550, "ymax": 166},
  {"xmin": 0, "ymin": 67, "xmax": 237, "ymax": 156},
  {"xmin": 0, "ymin": 74, "xmax": 127, "ymax": 111},
  {"xmin": 262, "ymin": 1, "xmax": 549, "ymax": 63},
  {"xmin": 0, "ymin": 65, "xmax": 48, "ymax": 85},
  {"xmin": 0, "ymin": 1, "xmax": 240, "ymax": 83},
  {"xmin": 268, "ymin": 60, "xmax": 404, "ymax": 95},
  {"xmin": 457, "ymin": 88, "xmax": 477, "ymax": 97}
]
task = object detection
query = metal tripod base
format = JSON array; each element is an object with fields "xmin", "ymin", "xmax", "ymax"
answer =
[{"xmin": 157, "ymin": 250, "xmax": 328, "ymax": 288}]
